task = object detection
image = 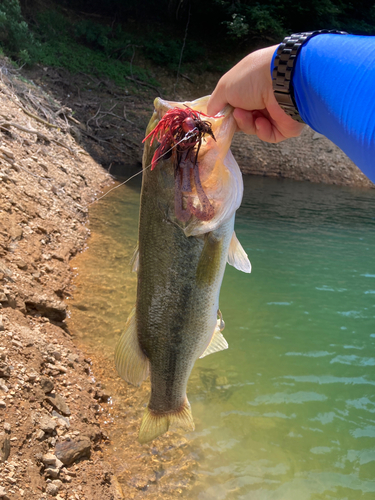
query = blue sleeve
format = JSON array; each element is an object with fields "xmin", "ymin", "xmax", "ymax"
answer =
[{"xmin": 279, "ymin": 34, "xmax": 375, "ymax": 182}]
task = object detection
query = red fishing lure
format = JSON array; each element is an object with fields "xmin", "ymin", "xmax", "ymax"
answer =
[{"xmin": 143, "ymin": 106, "xmax": 216, "ymax": 222}]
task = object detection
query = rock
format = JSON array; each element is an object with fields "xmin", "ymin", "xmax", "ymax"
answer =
[
  {"xmin": 0, "ymin": 432, "xmax": 10, "ymax": 462},
  {"xmin": 0, "ymin": 400, "xmax": 6, "ymax": 409},
  {"xmin": 52, "ymin": 411, "xmax": 70, "ymax": 429},
  {"xmin": 0, "ymin": 485, "xmax": 10, "ymax": 500},
  {"xmin": 35, "ymin": 429, "xmax": 45, "ymax": 440},
  {"xmin": 111, "ymin": 475, "xmax": 125, "ymax": 500},
  {"xmin": 11, "ymin": 339, "xmax": 23, "ymax": 349},
  {"xmin": 42, "ymin": 453, "xmax": 58, "ymax": 466},
  {"xmin": 15, "ymin": 259, "xmax": 27, "ymax": 270},
  {"xmin": 39, "ymin": 415, "xmax": 57, "ymax": 433},
  {"xmin": 0, "ymin": 147, "xmax": 14, "ymax": 159},
  {"xmin": 40, "ymin": 376, "xmax": 54, "ymax": 393},
  {"xmin": 45, "ymin": 393, "xmax": 70, "ymax": 416},
  {"xmin": 0, "ymin": 316, "xmax": 4, "ymax": 332},
  {"xmin": 55, "ymin": 436, "xmax": 91, "ymax": 465},
  {"xmin": 0, "ymin": 363, "xmax": 10, "ymax": 379},
  {"xmin": 3, "ymin": 423, "xmax": 11, "ymax": 433},
  {"xmin": 45, "ymin": 467, "xmax": 60, "ymax": 478},
  {"xmin": 46, "ymin": 481, "xmax": 62, "ymax": 497}
]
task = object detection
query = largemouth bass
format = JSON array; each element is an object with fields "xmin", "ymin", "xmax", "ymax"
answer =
[{"xmin": 115, "ymin": 95, "xmax": 251, "ymax": 443}]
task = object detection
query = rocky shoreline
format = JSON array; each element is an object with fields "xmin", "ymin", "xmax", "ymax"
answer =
[{"xmin": 0, "ymin": 66, "xmax": 123, "ymax": 499}]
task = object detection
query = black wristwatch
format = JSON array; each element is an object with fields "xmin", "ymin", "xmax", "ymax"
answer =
[{"xmin": 272, "ymin": 30, "xmax": 348, "ymax": 123}]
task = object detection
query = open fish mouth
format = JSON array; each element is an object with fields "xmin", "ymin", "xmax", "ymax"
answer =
[
  {"xmin": 143, "ymin": 103, "xmax": 216, "ymax": 222},
  {"xmin": 144, "ymin": 96, "xmax": 241, "ymax": 236}
]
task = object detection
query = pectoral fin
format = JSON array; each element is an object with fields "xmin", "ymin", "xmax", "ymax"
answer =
[
  {"xmin": 138, "ymin": 397, "xmax": 194, "ymax": 444},
  {"xmin": 227, "ymin": 231, "xmax": 251, "ymax": 273},
  {"xmin": 199, "ymin": 311, "xmax": 228, "ymax": 358},
  {"xmin": 114, "ymin": 308, "xmax": 149, "ymax": 386}
]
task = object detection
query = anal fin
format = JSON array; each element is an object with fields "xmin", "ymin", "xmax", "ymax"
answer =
[
  {"xmin": 115, "ymin": 308, "xmax": 149, "ymax": 386},
  {"xmin": 227, "ymin": 231, "xmax": 251, "ymax": 273},
  {"xmin": 199, "ymin": 310, "xmax": 228, "ymax": 359}
]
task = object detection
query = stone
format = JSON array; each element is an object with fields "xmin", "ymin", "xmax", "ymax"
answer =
[
  {"xmin": 111, "ymin": 475, "xmax": 124, "ymax": 500},
  {"xmin": 0, "ymin": 400, "xmax": 6, "ymax": 409},
  {"xmin": 0, "ymin": 147, "xmax": 14, "ymax": 159},
  {"xmin": 52, "ymin": 411, "xmax": 70, "ymax": 429},
  {"xmin": 0, "ymin": 363, "xmax": 10, "ymax": 379},
  {"xmin": 55, "ymin": 436, "xmax": 91, "ymax": 465},
  {"xmin": 0, "ymin": 316, "xmax": 4, "ymax": 332},
  {"xmin": 40, "ymin": 377, "xmax": 54, "ymax": 393},
  {"xmin": 53, "ymin": 479, "xmax": 63, "ymax": 489},
  {"xmin": 46, "ymin": 483, "xmax": 59, "ymax": 496},
  {"xmin": 45, "ymin": 467, "xmax": 60, "ymax": 479},
  {"xmin": 0, "ymin": 485, "xmax": 10, "ymax": 499},
  {"xmin": 45, "ymin": 393, "xmax": 70, "ymax": 416},
  {"xmin": 3, "ymin": 423, "xmax": 11, "ymax": 433},
  {"xmin": 35, "ymin": 429, "xmax": 45, "ymax": 440},
  {"xmin": 42, "ymin": 453, "xmax": 57, "ymax": 466},
  {"xmin": 0, "ymin": 379, "xmax": 8, "ymax": 393},
  {"xmin": 0, "ymin": 432, "xmax": 10, "ymax": 462},
  {"xmin": 39, "ymin": 415, "xmax": 57, "ymax": 433}
]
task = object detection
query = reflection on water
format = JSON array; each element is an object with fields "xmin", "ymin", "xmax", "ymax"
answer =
[{"xmin": 68, "ymin": 176, "xmax": 375, "ymax": 499}]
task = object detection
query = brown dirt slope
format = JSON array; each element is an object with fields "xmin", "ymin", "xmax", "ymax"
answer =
[{"xmin": 0, "ymin": 61, "xmax": 125, "ymax": 500}]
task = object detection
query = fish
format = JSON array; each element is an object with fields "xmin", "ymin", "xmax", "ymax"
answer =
[{"xmin": 115, "ymin": 95, "xmax": 251, "ymax": 444}]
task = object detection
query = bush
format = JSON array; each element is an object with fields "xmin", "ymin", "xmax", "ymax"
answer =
[{"xmin": 0, "ymin": 0, "xmax": 36, "ymax": 63}]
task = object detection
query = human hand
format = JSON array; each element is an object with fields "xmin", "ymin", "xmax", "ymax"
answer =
[{"xmin": 207, "ymin": 46, "xmax": 305, "ymax": 143}]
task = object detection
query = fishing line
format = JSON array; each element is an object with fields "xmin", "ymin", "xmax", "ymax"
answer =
[{"xmin": 90, "ymin": 128, "xmax": 198, "ymax": 205}]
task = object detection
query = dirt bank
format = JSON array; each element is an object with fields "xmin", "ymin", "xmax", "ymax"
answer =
[{"xmin": 0, "ymin": 64, "xmax": 124, "ymax": 499}]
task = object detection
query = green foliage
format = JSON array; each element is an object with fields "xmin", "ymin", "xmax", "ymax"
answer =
[
  {"xmin": 1, "ymin": 0, "xmax": 374, "ymax": 87},
  {"xmin": 214, "ymin": 0, "xmax": 375, "ymax": 41},
  {"xmin": 0, "ymin": 0, "xmax": 36, "ymax": 64},
  {"xmin": 142, "ymin": 33, "xmax": 204, "ymax": 70},
  {"xmin": 29, "ymin": 10, "xmax": 154, "ymax": 85}
]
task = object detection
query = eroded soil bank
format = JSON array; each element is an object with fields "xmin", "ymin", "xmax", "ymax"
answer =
[
  {"xmin": 0, "ymin": 56, "xmax": 373, "ymax": 500},
  {"xmin": 0, "ymin": 64, "xmax": 122, "ymax": 500}
]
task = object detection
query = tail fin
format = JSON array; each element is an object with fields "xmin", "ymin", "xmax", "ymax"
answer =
[{"xmin": 138, "ymin": 398, "xmax": 195, "ymax": 444}]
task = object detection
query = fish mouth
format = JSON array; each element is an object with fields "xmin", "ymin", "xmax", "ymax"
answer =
[{"xmin": 146, "ymin": 96, "xmax": 241, "ymax": 235}]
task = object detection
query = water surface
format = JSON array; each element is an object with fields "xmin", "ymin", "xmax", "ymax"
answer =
[{"xmin": 68, "ymin": 176, "xmax": 375, "ymax": 499}]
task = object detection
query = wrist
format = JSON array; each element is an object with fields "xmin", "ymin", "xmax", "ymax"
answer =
[{"xmin": 271, "ymin": 30, "xmax": 348, "ymax": 122}]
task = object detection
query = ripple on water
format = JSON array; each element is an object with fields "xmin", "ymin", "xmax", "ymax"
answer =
[
  {"xmin": 248, "ymin": 391, "xmax": 327, "ymax": 406},
  {"xmin": 330, "ymin": 355, "xmax": 375, "ymax": 366}
]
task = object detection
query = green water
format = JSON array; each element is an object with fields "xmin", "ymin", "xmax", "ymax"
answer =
[{"xmin": 68, "ymin": 176, "xmax": 375, "ymax": 499}]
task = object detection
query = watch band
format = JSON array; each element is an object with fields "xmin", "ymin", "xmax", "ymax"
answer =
[{"xmin": 272, "ymin": 30, "xmax": 348, "ymax": 123}]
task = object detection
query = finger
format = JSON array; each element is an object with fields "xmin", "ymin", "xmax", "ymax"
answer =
[
  {"xmin": 254, "ymin": 116, "xmax": 283, "ymax": 143},
  {"xmin": 207, "ymin": 81, "xmax": 228, "ymax": 116},
  {"xmin": 233, "ymin": 108, "xmax": 257, "ymax": 135}
]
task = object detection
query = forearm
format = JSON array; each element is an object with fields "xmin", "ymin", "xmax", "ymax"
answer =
[{"xmin": 285, "ymin": 34, "xmax": 375, "ymax": 181}]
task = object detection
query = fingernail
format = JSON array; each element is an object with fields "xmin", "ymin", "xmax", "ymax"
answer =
[{"xmin": 255, "ymin": 120, "xmax": 260, "ymax": 131}]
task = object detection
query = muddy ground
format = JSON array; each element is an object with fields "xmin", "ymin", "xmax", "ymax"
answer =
[{"xmin": 0, "ymin": 56, "xmax": 373, "ymax": 500}]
